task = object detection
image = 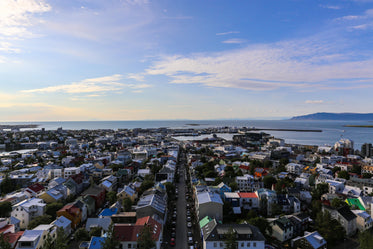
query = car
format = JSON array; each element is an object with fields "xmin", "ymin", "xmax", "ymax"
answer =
[
  {"xmin": 172, "ymin": 214, "xmax": 177, "ymax": 220},
  {"xmin": 188, "ymin": 237, "xmax": 193, "ymax": 245},
  {"xmin": 170, "ymin": 238, "xmax": 175, "ymax": 246},
  {"xmin": 172, "ymin": 221, "xmax": 176, "ymax": 227},
  {"xmin": 171, "ymin": 232, "xmax": 176, "ymax": 238},
  {"xmin": 187, "ymin": 231, "xmax": 192, "ymax": 237},
  {"xmin": 187, "ymin": 222, "xmax": 192, "ymax": 228},
  {"xmin": 187, "ymin": 210, "xmax": 191, "ymax": 216},
  {"xmin": 186, "ymin": 203, "xmax": 190, "ymax": 208},
  {"xmin": 187, "ymin": 216, "xmax": 191, "ymax": 222}
]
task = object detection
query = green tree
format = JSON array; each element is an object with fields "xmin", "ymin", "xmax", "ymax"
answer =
[
  {"xmin": 359, "ymin": 230, "xmax": 373, "ymax": 249},
  {"xmin": 43, "ymin": 233, "xmax": 54, "ymax": 249},
  {"xmin": 137, "ymin": 224, "xmax": 156, "ymax": 249},
  {"xmin": 28, "ymin": 215, "xmax": 52, "ymax": 229},
  {"xmin": 122, "ymin": 197, "xmax": 133, "ymax": 212},
  {"xmin": 229, "ymin": 182, "xmax": 238, "ymax": 192},
  {"xmin": 331, "ymin": 166, "xmax": 341, "ymax": 175},
  {"xmin": 249, "ymin": 217, "xmax": 272, "ymax": 237},
  {"xmin": 315, "ymin": 211, "xmax": 345, "ymax": 246},
  {"xmin": 89, "ymin": 226, "xmax": 102, "ymax": 237},
  {"xmin": 46, "ymin": 202, "xmax": 64, "ymax": 220},
  {"xmin": 0, "ymin": 233, "xmax": 12, "ymax": 249},
  {"xmin": 312, "ymin": 183, "xmax": 329, "ymax": 200},
  {"xmin": 263, "ymin": 175, "xmax": 277, "ymax": 189},
  {"xmin": 331, "ymin": 198, "xmax": 347, "ymax": 208},
  {"xmin": 224, "ymin": 227, "xmax": 237, "ymax": 249},
  {"xmin": 100, "ymin": 223, "xmax": 120, "ymax": 249},
  {"xmin": 55, "ymin": 227, "xmax": 68, "ymax": 249},
  {"xmin": 338, "ymin": 170, "xmax": 350, "ymax": 180},
  {"xmin": 0, "ymin": 175, "xmax": 15, "ymax": 195},
  {"xmin": 363, "ymin": 173, "xmax": 373, "ymax": 179},
  {"xmin": 0, "ymin": 201, "xmax": 12, "ymax": 217},
  {"xmin": 107, "ymin": 191, "xmax": 118, "ymax": 205},
  {"xmin": 74, "ymin": 227, "xmax": 90, "ymax": 242}
]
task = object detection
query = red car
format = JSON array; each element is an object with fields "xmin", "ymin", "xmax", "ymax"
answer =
[{"xmin": 170, "ymin": 238, "xmax": 176, "ymax": 246}]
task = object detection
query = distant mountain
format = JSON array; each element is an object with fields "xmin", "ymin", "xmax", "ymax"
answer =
[{"xmin": 290, "ymin": 112, "xmax": 373, "ymax": 121}]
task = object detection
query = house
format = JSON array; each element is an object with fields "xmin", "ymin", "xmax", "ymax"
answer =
[
  {"xmin": 201, "ymin": 222, "xmax": 265, "ymax": 249},
  {"xmin": 16, "ymin": 225, "xmax": 56, "ymax": 249},
  {"xmin": 11, "ymin": 198, "xmax": 46, "ymax": 229},
  {"xmin": 238, "ymin": 192, "xmax": 259, "ymax": 210},
  {"xmin": 99, "ymin": 175, "xmax": 117, "ymax": 192},
  {"xmin": 271, "ymin": 217, "xmax": 294, "ymax": 242},
  {"xmin": 63, "ymin": 178, "xmax": 77, "ymax": 197},
  {"xmin": 114, "ymin": 216, "xmax": 162, "ymax": 249},
  {"xmin": 236, "ymin": 174, "xmax": 255, "ymax": 191},
  {"xmin": 56, "ymin": 203, "xmax": 82, "ymax": 229},
  {"xmin": 352, "ymin": 210, "xmax": 373, "ymax": 231},
  {"xmin": 87, "ymin": 236, "xmax": 105, "ymax": 249},
  {"xmin": 325, "ymin": 179, "xmax": 345, "ymax": 194},
  {"xmin": 51, "ymin": 215, "xmax": 72, "ymax": 236},
  {"xmin": 81, "ymin": 185, "xmax": 106, "ymax": 209},
  {"xmin": 196, "ymin": 191, "xmax": 223, "ymax": 222},
  {"xmin": 117, "ymin": 184, "xmax": 137, "ymax": 202},
  {"xmin": 289, "ymin": 213, "xmax": 310, "ymax": 236},
  {"xmin": 85, "ymin": 217, "xmax": 112, "ymax": 232},
  {"xmin": 322, "ymin": 205, "xmax": 357, "ymax": 236},
  {"xmin": 256, "ymin": 188, "xmax": 277, "ymax": 216},
  {"xmin": 38, "ymin": 187, "xmax": 64, "ymax": 203},
  {"xmin": 24, "ymin": 183, "xmax": 45, "ymax": 198},
  {"xmin": 77, "ymin": 195, "xmax": 96, "ymax": 216},
  {"xmin": 99, "ymin": 208, "xmax": 118, "ymax": 218},
  {"xmin": 286, "ymin": 163, "xmax": 304, "ymax": 174},
  {"xmin": 291, "ymin": 231, "xmax": 327, "ymax": 249},
  {"xmin": 63, "ymin": 167, "xmax": 80, "ymax": 179},
  {"xmin": 136, "ymin": 190, "xmax": 167, "ymax": 221}
]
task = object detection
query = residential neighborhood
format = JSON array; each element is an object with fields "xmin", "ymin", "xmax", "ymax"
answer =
[{"xmin": 0, "ymin": 126, "xmax": 372, "ymax": 248}]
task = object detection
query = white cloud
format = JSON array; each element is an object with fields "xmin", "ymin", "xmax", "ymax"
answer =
[
  {"xmin": 305, "ymin": 100, "xmax": 324, "ymax": 104},
  {"xmin": 0, "ymin": 0, "xmax": 51, "ymax": 37},
  {"xmin": 22, "ymin": 74, "xmax": 151, "ymax": 94},
  {"xmin": 222, "ymin": 38, "xmax": 246, "ymax": 44},
  {"xmin": 320, "ymin": 5, "xmax": 342, "ymax": 10},
  {"xmin": 127, "ymin": 73, "xmax": 145, "ymax": 81},
  {"xmin": 216, "ymin": 31, "xmax": 240, "ymax": 36},
  {"xmin": 145, "ymin": 36, "xmax": 373, "ymax": 91}
]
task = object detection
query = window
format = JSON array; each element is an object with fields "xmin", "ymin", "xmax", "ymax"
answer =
[
  {"xmin": 247, "ymin": 242, "xmax": 250, "ymax": 247},
  {"xmin": 128, "ymin": 244, "xmax": 132, "ymax": 248},
  {"xmin": 253, "ymin": 242, "xmax": 256, "ymax": 247},
  {"xmin": 220, "ymin": 242, "xmax": 223, "ymax": 247},
  {"xmin": 241, "ymin": 242, "xmax": 244, "ymax": 247},
  {"xmin": 214, "ymin": 242, "xmax": 217, "ymax": 247}
]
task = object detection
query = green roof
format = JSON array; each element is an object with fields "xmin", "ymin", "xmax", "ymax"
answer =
[
  {"xmin": 199, "ymin": 216, "xmax": 213, "ymax": 228},
  {"xmin": 346, "ymin": 198, "xmax": 365, "ymax": 211}
]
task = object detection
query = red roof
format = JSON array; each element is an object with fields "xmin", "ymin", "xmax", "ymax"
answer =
[
  {"xmin": 114, "ymin": 224, "xmax": 142, "ymax": 242},
  {"xmin": 135, "ymin": 216, "xmax": 162, "ymax": 241},
  {"xmin": 0, "ymin": 224, "xmax": 13, "ymax": 234},
  {"xmin": 238, "ymin": 192, "xmax": 258, "ymax": 199},
  {"xmin": 4, "ymin": 231, "xmax": 23, "ymax": 244},
  {"xmin": 27, "ymin": 183, "xmax": 44, "ymax": 193},
  {"xmin": 239, "ymin": 165, "xmax": 250, "ymax": 170}
]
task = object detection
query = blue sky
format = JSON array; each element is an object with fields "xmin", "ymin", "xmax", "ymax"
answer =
[{"xmin": 1, "ymin": 0, "xmax": 373, "ymax": 121}]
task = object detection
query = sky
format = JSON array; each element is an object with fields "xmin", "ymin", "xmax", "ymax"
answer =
[{"xmin": 1, "ymin": 0, "xmax": 373, "ymax": 121}]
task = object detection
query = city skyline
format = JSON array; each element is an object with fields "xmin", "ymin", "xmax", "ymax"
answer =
[{"xmin": 1, "ymin": 0, "xmax": 373, "ymax": 121}]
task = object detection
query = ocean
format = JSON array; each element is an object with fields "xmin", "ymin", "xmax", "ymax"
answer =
[{"xmin": 1, "ymin": 120, "xmax": 373, "ymax": 149}]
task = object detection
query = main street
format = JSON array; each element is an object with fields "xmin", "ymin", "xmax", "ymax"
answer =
[{"xmin": 175, "ymin": 160, "xmax": 188, "ymax": 249}]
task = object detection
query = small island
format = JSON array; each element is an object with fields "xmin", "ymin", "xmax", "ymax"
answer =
[{"xmin": 343, "ymin": 125, "xmax": 373, "ymax": 128}]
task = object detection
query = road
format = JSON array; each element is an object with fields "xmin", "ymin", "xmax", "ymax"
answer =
[{"xmin": 175, "ymin": 163, "xmax": 188, "ymax": 249}]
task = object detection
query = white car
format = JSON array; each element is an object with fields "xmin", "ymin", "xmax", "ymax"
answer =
[{"xmin": 187, "ymin": 222, "xmax": 192, "ymax": 228}]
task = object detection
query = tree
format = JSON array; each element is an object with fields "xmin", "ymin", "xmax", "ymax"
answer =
[
  {"xmin": 315, "ymin": 211, "xmax": 345, "ymax": 246},
  {"xmin": 28, "ymin": 215, "xmax": 52, "ymax": 229},
  {"xmin": 229, "ymin": 182, "xmax": 238, "ymax": 192},
  {"xmin": 312, "ymin": 183, "xmax": 329, "ymax": 200},
  {"xmin": 55, "ymin": 227, "xmax": 68, "ymax": 249},
  {"xmin": 122, "ymin": 197, "xmax": 133, "ymax": 212},
  {"xmin": 331, "ymin": 166, "xmax": 341, "ymax": 175},
  {"xmin": 363, "ymin": 173, "xmax": 373, "ymax": 179},
  {"xmin": 0, "ymin": 233, "xmax": 12, "ymax": 249},
  {"xmin": 0, "ymin": 174, "xmax": 15, "ymax": 195},
  {"xmin": 224, "ymin": 227, "xmax": 237, "ymax": 249},
  {"xmin": 0, "ymin": 201, "xmax": 12, "ymax": 217},
  {"xmin": 249, "ymin": 217, "xmax": 272, "ymax": 237},
  {"xmin": 46, "ymin": 202, "xmax": 64, "ymax": 220},
  {"xmin": 74, "ymin": 228, "xmax": 90, "ymax": 242},
  {"xmin": 331, "ymin": 198, "xmax": 347, "ymax": 208},
  {"xmin": 359, "ymin": 230, "xmax": 373, "ymax": 249},
  {"xmin": 338, "ymin": 170, "xmax": 350, "ymax": 180},
  {"xmin": 89, "ymin": 226, "xmax": 102, "ymax": 237},
  {"xmin": 263, "ymin": 175, "xmax": 277, "ymax": 189},
  {"xmin": 137, "ymin": 224, "xmax": 156, "ymax": 249},
  {"xmin": 107, "ymin": 191, "xmax": 118, "ymax": 205},
  {"xmin": 100, "ymin": 223, "xmax": 120, "ymax": 249}
]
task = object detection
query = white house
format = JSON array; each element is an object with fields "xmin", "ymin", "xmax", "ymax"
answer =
[{"xmin": 11, "ymin": 198, "xmax": 46, "ymax": 229}]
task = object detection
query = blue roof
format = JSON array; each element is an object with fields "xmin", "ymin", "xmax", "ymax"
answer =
[
  {"xmin": 88, "ymin": 237, "xmax": 105, "ymax": 249},
  {"xmin": 99, "ymin": 208, "xmax": 118, "ymax": 217}
]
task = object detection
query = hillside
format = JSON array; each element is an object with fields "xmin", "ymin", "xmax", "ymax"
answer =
[{"xmin": 290, "ymin": 112, "xmax": 373, "ymax": 121}]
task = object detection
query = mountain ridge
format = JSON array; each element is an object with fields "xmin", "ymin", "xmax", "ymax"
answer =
[{"xmin": 290, "ymin": 112, "xmax": 373, "ymax": 121}]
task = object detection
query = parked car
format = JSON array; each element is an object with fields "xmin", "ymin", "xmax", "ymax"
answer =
[
  {"xmin": 187, "ymin": 222, "xmax": 192, "ymax": 228},
  {"xmin": 187, "ymin": 216, "xmax": 191, "ymax": 222},
  {"xmin": 170, "ymin": 238, "xmax": 175, "ymax": 246},
  {"xmin": 188, "ymin": 237, "xmax": 193, "ymax": 245}
]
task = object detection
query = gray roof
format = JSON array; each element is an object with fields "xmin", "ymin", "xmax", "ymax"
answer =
[
  {"xmin": 204, "ymin": 223, "xmax": 265, "ymax": 242},
  {"xmin": 85, "ymin": 217, "xmax": 112, "ymax": 231}
]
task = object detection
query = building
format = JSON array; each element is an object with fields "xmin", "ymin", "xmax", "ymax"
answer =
[
  {"xmin": 81, "ymin": 185, "xmax": 106, "ymax": 209},
  {"xmin": 361, "ymin": 143, "xmax": 372, "ymax": 158},
  {"xmin": 196, "ymin": 191, "xmax": 223, "ymax": 222},
  {"xmin": 291, "ymin": 231, "xmax": 327, "ymax": 249},
  {"xmin": 352, "ymin": 210, "xmax": 373, "ymax": 231},
  {"xmin": 201, "ymin": 222, "xmax": 265, "ymax": 249},
  {"xmin": 56, "ymin": 203, "xmax": 82, "ymax": 229},
  {"xmin": 271, "ymin": 217, "xmax": 294, "ymax": 242},
  {"xmin": 238, "ymin": 192, "xmax": 259, "ymax": 210},
  {"xmin": 11, "ymin": 198, "xmax": 46, "ymax": 229},
  {"xmin": 322, "ymin": 205, "xmax": 357, "ymax": 236},
  {"xmin": 236, "ymin": 174, "xmax": 255, "ymax": 192}
]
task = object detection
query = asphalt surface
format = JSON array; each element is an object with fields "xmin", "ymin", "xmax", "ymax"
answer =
[{"xmin": 175, "ymin": 166, "xmax": 188, "ymax": 249}]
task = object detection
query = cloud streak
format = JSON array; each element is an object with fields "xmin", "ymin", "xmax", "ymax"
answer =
[{"xmin": 22, "ymin": 74, "xmax": 151, "ymax": 94}]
